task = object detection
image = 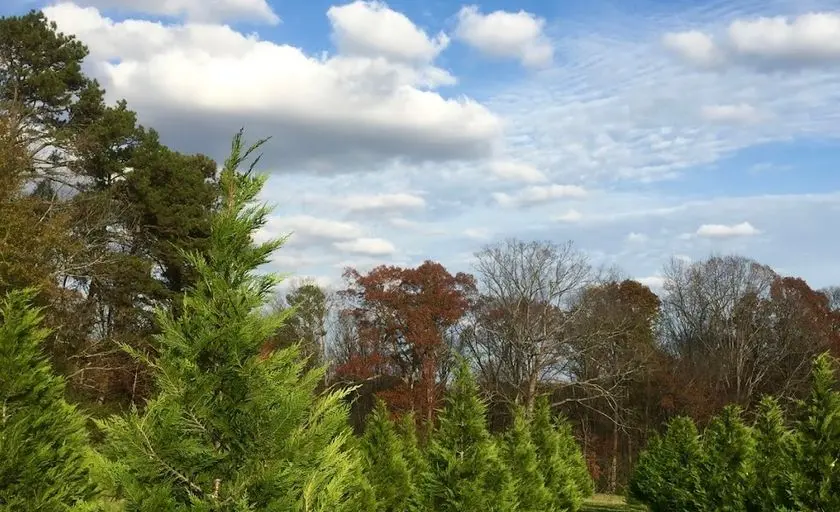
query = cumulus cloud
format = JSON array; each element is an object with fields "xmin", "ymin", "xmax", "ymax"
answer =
[
  {"xmin": 334, "ymin": 237, "xmax": 396, "ymax": 255},
  {"xmin": 626, "ymin": 232, "xmax": 648, "ymax": 243},
  {"xmin": 552, "ymin": 209, "xmax": 583, "ymax": 222},
  {"xmin": 338, "ymin": 192, "xmax": 426, "ymax": 212},
  {"xmin": 635, "ymin": 276, "xmax": 666, "ymax": 292},
  {"xmin": 69, "ymin": 0, "xmax": 279, "ymax": 24},
  {"xmin": 494, "ymin": 184, "xmax": 586, "ymax": 207},
  {"xmin": 701, "ymin": 103, "xmax": 765, "ymax": 124},
  {"xmin": 665, "ymin": 11, "xmax": 840, "ymax": 71},
  {"xmin": 696, "ymin": 221, "xmax": 760, "ymax": 238},
  {"xmin": 662, "ymin": 30, "xmax": 723, "ymax": 68},
  {"xmin": 327, "ymin": 1, "xmax": 449, "ymax": 63},
  {"xmin": 43, "ymin": 2, "xmax": 501, "ymax": 172},
  {"xmin": 454, "ymin": 5, "xmax": 553, "ymax": 68},
  {"xmin": 258, "ymin": 215, "xmax": 364, "ymax": 245},
  {"xmin": 488, "ymin": 160, "xmax": 547, "ymax": 183}
]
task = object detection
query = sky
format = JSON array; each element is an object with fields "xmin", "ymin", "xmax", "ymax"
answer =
[{"xmin": 6, "ymin": 0, "xmax": 840, "ymax": 292}]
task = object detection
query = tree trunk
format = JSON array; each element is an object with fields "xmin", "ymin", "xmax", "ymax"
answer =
[{"xmin": 609, "ymin": 422, "xmax": 619, "ymax": 494}]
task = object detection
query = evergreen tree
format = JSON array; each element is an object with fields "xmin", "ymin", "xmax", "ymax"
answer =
[
  {"xmin": 425, "ymin": 361, "xmax": 516, "ymax": 512},
  {"xmin": 701, "ymin": 405, "xmax": 754, "ymax": 512},
  {"xmin": 555, "ymin": 415, "xmax": 595, "ymax": 498},
  {"xmin": 394, "ymin": 411, "xmax": 430, "ymax": 510},
  {"xmin": 0, "ymin": 289, "xmax": 98, "ymax": 510},
  {"xmin": 790, "ymin": 352, "xmax": 840, "ymax": 511},
  {"xmin": 360, "ymin": 401, "xmax": 422, "ymax": 511},
  {"xmin": 501, "ymin": 406, "xmax": 554, "ymax": 512},
  {"xmin": 93, "ymin": 131, "xmax": 368, "ymax": 511},
  {"xmin": 628, "ymin": 416, "xmax": 706, "ymax": 512},
  {"xmin": 531, "ymin": 398, "xmax": 582, "ymax": 512},
  {"xmin": 748, "ymin": 396, "xmax": 796, "ymax": 512}
]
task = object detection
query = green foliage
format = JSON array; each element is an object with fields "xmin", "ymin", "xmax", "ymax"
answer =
[
  {"xmin": 556, "ymin": 416, "xmax": 595, "ymax": 498},
  {"xmin": 425, "ymin": 361, "xmax": 516, "ymax": 512},
  {"xmin": 748, "ymin": 396, "xmax": 796, "ymax": 511},
  {"xmin": 628, "ymin": 416, "xmax": 706, "ymax": 512},
  {"xmin": 92, "ymin": 131, "xmax": 368, "ymax": 511},
  {"xmin": 0, "ymin": 289, "xmax": 99, "ymax": 510},
  {"xmin": 531, "ymin": 397, "xmax": 584, "ymax": 512},
  {"xmin": 789, "ymin": 352, "xmax": 840, "ymax": 511},
  {"xmin": 701, "ymin": 405, "xmax": 754, "ymax": 512},
  {"xmin": 501, "ymin": 406, "xmax": 554, "ymax": 511},
  {"xmin": 360, "ymin": 401, "xmax": 424, "ymax": 511}
]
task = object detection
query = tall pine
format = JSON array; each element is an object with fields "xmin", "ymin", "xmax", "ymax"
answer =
[
  {"xmin": 531, "ymin": 397, "xmax": 583, "ymax": 512},
  {"xmin": 93, "ymin": 131, "xmax": 368, "ymax": 511},
  {"xmin": 701, "ymin": 405, "xmax": 754, "ymax": 512},
  {"xmin": 0, "ymin": 289, "xmax": 99, "ymax": 510},
  {"xmin": 501, "ymin": 406, "xmax": 553, "ymax": 512},
  {"xmin": 425, "ymin": 361, "xmax": 516, "ymax": 512},
  {"xmin": 748, "ymin": 396, "xmax": 796, "ymax": 512},
  {"xmin": 790, "ymin": 352, "xmax": 840, "ymax": 511},
  {"xmin": 360, "ymin": 401, "xmax": 423, "ymax": 511}
]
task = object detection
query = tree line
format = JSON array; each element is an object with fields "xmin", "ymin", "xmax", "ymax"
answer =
[{"xmin": 2, "ymin": 9, "xmax": 839, "ymax": 501}]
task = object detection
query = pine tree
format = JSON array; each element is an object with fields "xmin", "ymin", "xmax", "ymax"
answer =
[
  {"xmin": 628, "ymin": 416, "xmax": 706, "ymax": 512},
  {"xmin": 790, "ymin": 352, "xmax": 840, "ymax": 511},
  {"xmin": 501, "ymin": 406, "xmax": 553, "ymax": 512},
  {"xmin": 531, "ymin": 398, "xmax": 582, "ymax": 512},
  {"xmin": 394, "ymin": 411, "xmax": 430, "ymax": 510},
  {"xmin": 0, "ymin": 289, "xmax": 99, "ymax": 510},
  {"xmin": 360, "ymin": 401, "xmax": 423, "ymax": 511},
  {"xmin": 748, "ymin": 396, "xmax": 796, "ymax": 512},
  {"xmin": 425, "ymin": 361, "xmax": 516, "ymax": 512},
  {"xmin": 555, "ymin": 416, "xmax": 595, "ymax": 498},
  {"xmin": 701, "ymin": 405, "xmax": 754, "ymax": 512},
  {"xmin": 93, "ymin": 131, "xmax": 368, "ymax": 511}
]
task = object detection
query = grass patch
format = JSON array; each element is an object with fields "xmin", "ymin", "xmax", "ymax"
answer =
[{"xmin": 581, "ymin": 494, "xmax": 648, "ymax": 512}]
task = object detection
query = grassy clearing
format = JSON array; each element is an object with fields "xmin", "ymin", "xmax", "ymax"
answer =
[{"xmin": 581, "ymin": 494, "xmax": 648, "ymax": 511}]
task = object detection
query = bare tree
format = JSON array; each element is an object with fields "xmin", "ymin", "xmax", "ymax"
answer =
[{"xmin": 462, "ymin": 238, "xmax": 595, "ymax": 413}]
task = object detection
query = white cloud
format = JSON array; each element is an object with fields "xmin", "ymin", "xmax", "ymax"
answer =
[
  {"xmin": 666, "ymin": 12, "xmax": 840, "ymax": 71},
  {"xmin": 552, "ymin": 209, "xmax": 583, "ymax": 222},
  {"xmin": 696, "ymin": 221, "xmax": 760, "ymax": 238},
  {"xmin": 339, "ymin": 192, "xmax": 426, "ymax": 212},
  {"xmin": 701, "ymin": 103, "xmax": 765, "ymax": 124},
  {"xmin": 494, "ymin": 184, "xmax": 587, "ymax": 207},
  {"xmin": 463, "ymin": 228, "xmax": 491, "ymax": 240},
  {"xmin": 260, "ymin": 215, "xmax": 364, "ymax": 244},
  {"xmin": 635, "ymin": 276, "xmax": 666, "ymax": 292},
  {"xmin": 69, "ymin": 0, "xmax": 279, "ymax": 24},
  {"xmin": 334, "ymin": 237, "xmax": 397, "ymax": 255},
  {"xmin": 662, "ymin": 30, "xmax": 723, "ymax": 68},
  {"xmin": 327, "ymin": 1, "xmax": 449, "ymax": 63},
  {"xmin": 626, "ymin": 232, "xmax": 648, "ymax": 243},
  {"xmin": 43, "ymin": 2, "xmax": 501, "ymax": 171},
  {"xmin": 728, "ymin": 13, "xmax": 840, "ymax": 65},
  {"xmin": 488, "ymin": 160, "xmax": 547, "ymax": 183},
  {"xmin": 454, "ymin": 5, "xmax": 553, "ymax": 68}
]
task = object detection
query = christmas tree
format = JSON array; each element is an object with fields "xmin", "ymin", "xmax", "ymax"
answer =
[
  {"xmin": 0, "ymin": 289, "xmax": 99, "ymax": 510},
  {"xmin": 500, "ymin": 406, "xmax": 553, "ymax": 511},
  {"xmin": 425, "ymin": 361, "xmax": 516, "ymax": 512},
  {"xmin": 93, "ymin": 131, "xmax": 368, "ymax": 511}
]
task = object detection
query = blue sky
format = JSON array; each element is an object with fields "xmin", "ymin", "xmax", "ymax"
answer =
[{"xmin": 6, "ymin": 0, "xmax": 840, "ymax": 292}]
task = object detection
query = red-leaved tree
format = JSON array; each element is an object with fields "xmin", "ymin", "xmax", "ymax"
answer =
[{"xmin": 336, "ymin": 261, "xmax": 476, "ymax": 426}]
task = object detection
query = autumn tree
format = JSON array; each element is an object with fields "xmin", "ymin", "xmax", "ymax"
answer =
[
  {"xmin": 565, "ymin": 279, "xmax": 661, "ymax": 492},
  {"xmin": 463, "ymin": 238, "xmax": 594, "ymax": 413},
  {"xmin": 265, "ymin": 281, "xmax": 329, "ymax": 370},
  {"xmin": 337, "ymin": 261, "xmax": 475, "ymax": 425}
]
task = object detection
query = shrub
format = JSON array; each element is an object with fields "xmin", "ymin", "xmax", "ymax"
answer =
[
  {"xmin": 0, "ymin": 289, "xmax": 99, "ymax": 510},
  {"xmin": 629, "ymin": 416, "xmax": 706, "ymax": 512},
  {"xmin": 701, "ymin": 405, "xmax": 754, "ymax": 512},
  {"xmin": 425, "ymin": 360, "xmax": 516, "ymax": 512}
]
